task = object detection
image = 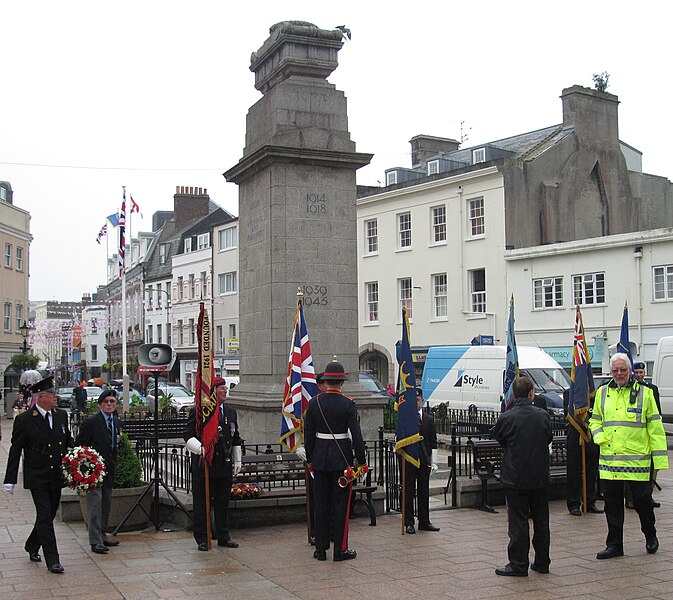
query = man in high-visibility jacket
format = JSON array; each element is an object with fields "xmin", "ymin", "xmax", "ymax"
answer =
[{"xmin": 589, "ymin": 353, "xmax": 668, "ymax": 559}]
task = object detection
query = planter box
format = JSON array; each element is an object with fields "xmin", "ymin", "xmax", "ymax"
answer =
[{"xmin": 79, "ymin": 485, "xmax": 152, "ymax": 532}]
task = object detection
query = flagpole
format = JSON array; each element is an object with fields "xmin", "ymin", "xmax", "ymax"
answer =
[
  {"xmin": 581, "ymin": 439, "xmax": 587, "ymax": 514},
  {"xmin": 121, "ymin": 186, "xmax": 128, "ymax": 411},
  {"xmin": 401, "ymin": 460, "xmax": 406, "ymax": 534}
]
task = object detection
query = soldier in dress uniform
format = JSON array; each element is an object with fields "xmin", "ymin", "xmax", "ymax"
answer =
[
  {"xmin": 3, "ymin": 375, "xmax": 73, "ymax": 574},
  {"xmin": 304, "ymin": 360, "xmax": 367, "ymax": 562},
  {"xmin": 184, "ymin": 377, "xmax": 242, "ymax": 551}
]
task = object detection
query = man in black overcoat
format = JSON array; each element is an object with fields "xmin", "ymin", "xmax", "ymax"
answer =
[
  {"xmin": 76, "ymin": 389, "xmax": 122, "ymax": 553},
  {"xmin": 184, "ymin": 377, "xmax": 242, "ymax": 551},
  {"xmin": 3, "ymin": 375, "xmax": 73, "ymax": 574},
  {"xmin": 403, "ymin": 388, "xmax": 440, "ymax": 534},
  {"xmin": 304, "ymin": 360, "xmax": 367, "ymax": 562},
  {"xmin": 492, "ymin": 376, "xmax": 553, "ymax": 577}
]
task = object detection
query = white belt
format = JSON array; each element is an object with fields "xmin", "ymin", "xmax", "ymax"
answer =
[{"xmin": 316, "ymin": 432, "xmax": 349, "ymax": 440}]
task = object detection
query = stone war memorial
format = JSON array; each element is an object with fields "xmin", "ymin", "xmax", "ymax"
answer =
[{"xmin": 225, "ymin": 21, "xmax": 388, "ymax": 445}]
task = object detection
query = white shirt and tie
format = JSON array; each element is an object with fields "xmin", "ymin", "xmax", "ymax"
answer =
[{"xmin": 36, "ymin": 405, "xmax": 53, "ymax": 429}]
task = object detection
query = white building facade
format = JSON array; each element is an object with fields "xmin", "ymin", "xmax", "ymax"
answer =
[{"xmin": 212, "ymin": 219, "xmax": 240, "ymax": 377}]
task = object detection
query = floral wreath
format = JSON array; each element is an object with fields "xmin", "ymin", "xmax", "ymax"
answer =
[
  {"xmin": 62, "ymin": 446, "xmax": 106, "ymax": 494},
  {"xmin": 230, "ymin": 482, "xmax": 263, "ymax": 499}
]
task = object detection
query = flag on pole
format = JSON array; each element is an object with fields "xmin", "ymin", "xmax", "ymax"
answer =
[
  {"xmin": 503, "ymin": 295, "xmax": 519, "ymax": 405},
  {"xmin": 95, "ymin": 223, "xmax": 107, "ymax": 244},
  {"xmin": 107, "ymin": 212, "xmax": 120, "ymax": 227},
  {"xmin": 395, "ymin": 305, "xmax": 421, "ymax": 467},
  {"xmin": 196, "ymin": 302, "xmax": 218, "ymax": 466},
  {"xmin": 118, "ymin": 190, "xmax": 126, "ymax": 277},
  {"xmin": 618, "ymin": 302, "xmax": 634, "ymax": 365},
  {"xmin": 567, "ymin": 305, "xmax": 594, "ymax": 441},
  {"xmin": 280, "ymin": 294, "xmax": 318, "ymax": 452},
  {"xmin": 130, "ymin": 194, "xmax": 143, "ymax": 218}
]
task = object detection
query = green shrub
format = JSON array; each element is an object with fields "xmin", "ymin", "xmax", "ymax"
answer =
[{"xmin": 114, "ymin": 433, "xmax": 143, "ymax": 489}]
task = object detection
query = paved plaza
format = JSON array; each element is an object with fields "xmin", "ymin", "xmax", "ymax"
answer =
[{"xmin": 2, "ymin": 418, "xmax": 673, "ymax": 599}]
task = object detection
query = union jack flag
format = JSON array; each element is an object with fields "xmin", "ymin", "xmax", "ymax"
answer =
[
  {"xmin": 118, "ymin": 189, "xmax": 126, "ymax": 277},
  {"xmin": 280, "ymin": 296, "xmax": 318, "ymax": 452},
  {"xmin": 95, "ymin": 223, "xmax": 107, "ymax": 244},
  {"xmin": 567, "ymin": 304, "xmax": 594, "ymax": 441}
]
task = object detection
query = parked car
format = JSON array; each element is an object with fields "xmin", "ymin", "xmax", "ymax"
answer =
[
  {"xmin": 359, "ymin": 371, "xmax": 393, "ymax": 399},
  {"xmin": 146, "ymin": 383, "xmax": 195, "ymax": 414},
  {"xmin": 56, "ymin": 386, "xmax": 75, "ymax": 409},
  {"xmin": 84, "ymin": 386, "xmax": 104, "ymax": 401}
]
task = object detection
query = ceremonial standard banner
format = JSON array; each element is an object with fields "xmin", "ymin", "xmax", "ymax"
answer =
[
  {"xmin": 196, "ymin": 302, "xmax": 218, "ymax": 466},
  {"xmin": 395, "ymin": 306, "xmax": 420, "ymax": 467}
]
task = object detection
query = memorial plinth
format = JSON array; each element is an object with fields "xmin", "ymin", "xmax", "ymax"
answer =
[{"xmin": 224, "ymin": 21, "xmax": 385, "ymax": 445}]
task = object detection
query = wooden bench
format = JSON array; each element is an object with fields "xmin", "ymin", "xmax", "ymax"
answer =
[
  {"xmin": 469, "ymin": 435, "xmax": 567, "ymax": 513},
  {"xmin": 233, "ymin": 452, "xmax": 377, "ymax": 526}
]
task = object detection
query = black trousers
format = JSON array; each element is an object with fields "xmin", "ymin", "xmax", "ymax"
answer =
[
  {"xmin": 313, "ymin": 470, "xmax": 349, "ymax": 556},
  {"xmin": 504, "ymin": 487, "xmax": 550, "ymax": 573},
  {"xmin": 403, "ymin": 462, "xmax": 430, "ymax": 526},
  {"xmin": 566, "ymin": 427, "xmax": 599, "ymax": 509},
  {"xmin": 603, "ymin": 479, "xmax": 656, "ymax": 548},
  {"xmin": 191, "ymin": 470, "xmax": 232, "ymax": 544},
  {"xmin": 26, "ymin": 483, "xmax": 62, "ymax": 567}
]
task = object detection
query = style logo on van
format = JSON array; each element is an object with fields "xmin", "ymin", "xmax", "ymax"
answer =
[{"xmin": 455, "ymin": 371, "xmax": 485, "ymax": 388}]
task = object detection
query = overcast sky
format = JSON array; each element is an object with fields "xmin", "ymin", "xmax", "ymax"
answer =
[{"xmin": 2, "ymin": 1, "xmax": 670, "ymax": 302}]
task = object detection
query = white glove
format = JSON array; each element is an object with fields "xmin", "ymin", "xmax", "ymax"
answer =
[
  {"xmin": 431, "ymin": 449, "xmax": 439, "ymax": 474},
  {"xmin": 232, "ymin": 446, "xmax": 242, "ymax": 477},
  {"xmin": 296, "ymin": 445, "xmax": 307, "ymax": 462},
  {"xmin": 185, "ymin": 437, "xmax": 203, "ymax": 455},
  {"xmin": 3, "ymin": 483, "xmax": 15, "ymax": 494}
]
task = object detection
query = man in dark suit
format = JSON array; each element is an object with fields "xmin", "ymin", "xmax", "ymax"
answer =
[
  {"xmin": 403, "ymin": 388, "xmax": 440, "ymax": 534},
  {"xmin": 75, "ymin": 389, "xmax": 122, "ymax": 554},
  {"xmin": 184, "ymin": 377, "xmax": 242, "ymax": 551},
  {"xmin": 304, "ymin": 360, "xmax": 367, "ymax": 562},
  {"xmin": 492, "ymin": 376, "xmax": 553, "ymax": 577},
  {"xmin": 3, "ymin": 375, "xmax": 72, "ymax": 574}
]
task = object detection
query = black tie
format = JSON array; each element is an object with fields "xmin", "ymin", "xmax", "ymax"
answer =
[{"xmin": 46, "ymin": 412, "xmax": 52, "ymax": 429}]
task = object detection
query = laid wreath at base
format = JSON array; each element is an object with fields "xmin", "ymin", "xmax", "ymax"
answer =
[
  {"xmin": 230, "ymin": 482, "xmax": 263, "ymax": 499},
  {"xmin": 62, "ymin": 446, "xmax": 106, "ymax": 494}
]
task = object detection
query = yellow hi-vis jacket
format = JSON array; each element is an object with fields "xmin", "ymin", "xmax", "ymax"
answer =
[{"xmin": 589, "ymin": 380, "xmax": 668, "ymax": 481}]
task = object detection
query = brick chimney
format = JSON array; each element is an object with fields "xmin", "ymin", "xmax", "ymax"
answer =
[
  {"xmin": 173, "ymin": 186, "xmax": 210, "ymax": 229},
  {"xmin": 409, "ymin": 135, "xmax": 461, "ymax": 170},
  {"xmin": 561, "ymin": 85, "xmax": 620, "ymax": 143}
]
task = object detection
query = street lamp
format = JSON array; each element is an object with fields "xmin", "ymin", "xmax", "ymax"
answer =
[{"xmin": 19, "ymin": 320, "xmax": 30, "ymax": 354}]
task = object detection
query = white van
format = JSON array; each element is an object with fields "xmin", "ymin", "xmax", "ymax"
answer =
[
  {"xmin": 422, "ymin": 345, "xmax": 570, "ymax": 415},
  {"xmin": 652, "ymin": 336, "xmax": 673, "ymax": 432}
]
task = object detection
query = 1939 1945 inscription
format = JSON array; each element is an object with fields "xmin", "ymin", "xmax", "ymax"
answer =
[{"xmin": 301, "ymin": 285, "xmax": 329, "ymax": 307}]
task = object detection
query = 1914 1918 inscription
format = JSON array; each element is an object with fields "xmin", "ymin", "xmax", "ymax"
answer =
[
  {"xmin": 306, "ymin": 193, "xmax": 326, "ymax": 214},
  {"xmin": 301, "ymin": 285, "xmax": 329, "ymax": 307}
]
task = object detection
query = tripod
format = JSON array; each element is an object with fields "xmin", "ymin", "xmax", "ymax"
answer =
[{"xmin": 112, "ymin": 369, "xmax": 192, "ymax": 533}]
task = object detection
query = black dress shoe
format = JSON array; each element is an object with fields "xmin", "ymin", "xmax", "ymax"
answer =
[
  {"xmin": 587, "ymin": 505, "xmax": 604, "ymax": 514},
  {"xmin": 197, "ymin": 542, "xmax": 209, "ymax": 551},
  {"xmin": 596, "ymin": 546, "xmax": 624, "ymax": 559},
  {"xmin": 48, "ymin": 563, "xmax": 65, "ymax": 574},
  {"xmin": 218, "ymin": 539, "xmax": 239, "ymax": 548},
  {"xmin": 495, "ymin": 565, "xmax": 527, "ymax": 577},
  {"xmin": 646, "ymin": 537, "xmax": 659, "ymax": 554},
  {"xmin": 334, "ymin": 549, "xmax": 357, "ymax": 561},
  {"xmin": 313, "ymin": 549, "xmax": 326, "ymax": 561},
  {"xmin": 625, "ymin": 501, "xmax": 635, "ymax": 510},
  {"xmin": 103, "ymin": 537, "xmax": 120, "ymax": 547},
  {"xmin": 405, "ymin": 525, "xmax": 416, "ymax": 534},
  {"xmin": 569, "ymin": 507, "xmax": 582, "ymax": 516},
  {"xmin": 418, "ymin": 523, "xmax": 440, "ymax": 532},
  {"xmin": 310, "ymin": 536, "xmax": 315, "ymax": 546},
  {"xmin": 651, "ymin": 499, "xmax": 661, "ymax": 508},
  {"xmin": 530, "ymin": 563, "xmax": 549, "ymax": 574},
  {"xmin": 91, "ymin": 544, "xmax": 109, "ymax": 554},
  {"xmin": 28, "ymin": 552, "xmax": 42, "ymax": 562}
]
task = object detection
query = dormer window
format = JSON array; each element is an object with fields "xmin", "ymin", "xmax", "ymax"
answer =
[
  {"xmin": 386, "ymin": 170, "xmax": 398, "ymax": 186},
  {"xmin": 184, "ymin": 238, "xmax": 192, "ymax": 253},
  {"xmin": 472, "ymin": 148, "xmax": 486, "ymax": 164},
  {"xmin": 427, "ymin": 160, "xmax": 439, "ymax": 175}
]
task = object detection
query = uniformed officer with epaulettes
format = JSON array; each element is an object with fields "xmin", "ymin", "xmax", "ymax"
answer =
[
  {"xmin": 304, "ymin": 360, "xmax": 367, "ymax": 562},
  {"xmin": 3, "ymin": 375, "xmax": 73, "ymax": 574}
]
